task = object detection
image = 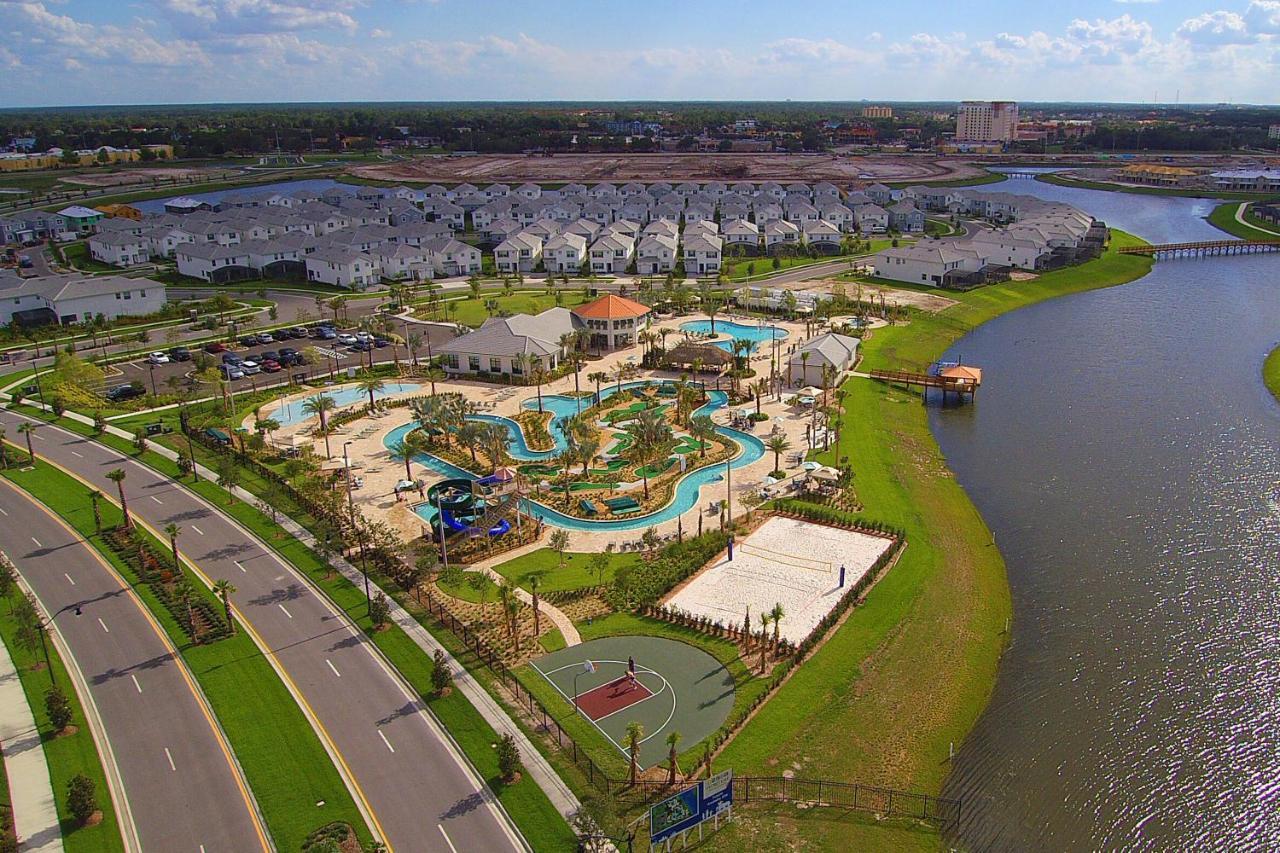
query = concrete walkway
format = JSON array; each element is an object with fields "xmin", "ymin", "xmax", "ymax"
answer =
[
  {"xmin": 0, "ymin": 624, "xmax": 64, "ymax": 853},
  {"xmin": 1233, "ymin": 201, "xmax": 1280, "ymax": 237},
  {"xmin": 464, "ymin": 543, "xmax": 583, "ymax": 646}
]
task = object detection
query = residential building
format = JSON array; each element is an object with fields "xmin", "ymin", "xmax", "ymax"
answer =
[
  {"xmin": 888, "ymin": 200, "xmax": 926, "ymax": 233},
  {"xmin": 304, "ymin": 248, "xmax": 378, "ymax": 289},
  {"xmin": 88, "ymin": 232, "xmax": 148, "ymax": 266},
  {"xmin": 636, "ymin": 233, "xmax": 679, "ymax": 274},
  {"xmin": 955, "ymin": 100, "xmax": 1019, "ymax": 143},
  {"xmin": 861, "ymin": 106, "xmax": 893, "ymax": 119},
  {"xmin": 543, "ymin": 232, "xmax": 588, "ymax": 274},
  {"xmin": 494, "ymin": 231, "xmax": 543, "ymax": 273},
  {"xmin": 787, "ymin": 333, "xmax": 860, "ymax": 386},
  {"xmin": 0, "ymin": 274, "xmax": 167, "ymax": 327},
  {"xmin": 1117, "ymin": 164, "xmax": 1198, "ymax": 188},
  {"xmin": 763, "ymin": 219, "xmax": 801, "ymax": 252},
  {"xmin": 853, "ymin": 203, "xmax": 890, "ymax": 234},
  {"xmin": 589, "ymin": 233, "xmax": 635, "ymax": 274},
  {"xmin": 57, "ymin": 206, "xmax": 104, "ymax": 236},
  {"xmin": 683, "ymin": 233, "xmax": 723, "ymax": 274},
  {"xmin": 175, "ymin": 242, "xmax": 255, "ymax": 283},
  {"xmin": 1210, "ymin": 169, "xmax": 1280, "ymax": 192},
  {"xmin": 722, "ymin": 218, "xmax": 760, "ymax": 252},
  {"xmin": 802, "ymin": 220, "xmax": 843, "ymax": 252},
  {"xmin": 871, "ymin": 242, "xmax": 988, "ymax": 286}
]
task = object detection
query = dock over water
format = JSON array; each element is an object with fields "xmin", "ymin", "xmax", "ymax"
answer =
[{"xmin": 1118, "ymin": 239, "xmax": 1280, "ymax": 259}]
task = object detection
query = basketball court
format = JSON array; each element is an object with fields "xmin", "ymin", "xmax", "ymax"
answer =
[
  {"xmin": 529, "ymin": 635, "xmax": 735, "ymax": 769},
  {"xmin": 664, "ymin": 516, "xmax": 895, "ymax": 645}
]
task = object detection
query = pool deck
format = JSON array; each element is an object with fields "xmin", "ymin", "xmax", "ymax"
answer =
[{"xmin": 265, "ymin": 312, "xmax": 837, "ymax": 550}]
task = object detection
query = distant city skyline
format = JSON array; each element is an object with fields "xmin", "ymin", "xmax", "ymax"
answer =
[{"xmin": 1, "ymin": 0, "xmax": 1278, "ymax": 108}]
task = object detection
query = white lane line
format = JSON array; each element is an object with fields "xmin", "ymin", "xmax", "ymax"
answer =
[
  {"xmin": 149, "ymin": 496, "xmax": 163, "ymax": 505},
  {"xmin": 378, "ymin": 730, "xmax": 395, "ymax": 754},
  {"xmin": 70, "ymin": 450, "xmax": 83, "ymax": 458},
  {"xmin": 97, "ymin": 618, "xmax": 109, "ymax": 633},
  {"xmin": 278, "ymin": 604, "xmax": 292, "ymax": 619},
  {"xmin": 234, "ymin": 560, "xmax": 247, "ymax": 573},
  {"xmin": 164, "ymin": 747, "xmax": 176, "ymax": 772},
  {"xmin": 130, "ymin": 674, "xmax": 142, "ymax": 694},
  {"xmin": 32, "ymin": 434, "xmax": 46, "ymax": 441},
  {"xmin": 0, "ymin": 507, "xmax": 6, "ymax": 516},
  {"xmin": 326, "ymin": 658, "xmax": 341, "ymax": 677},
  {"xmin": 438, "ymin": 825, "xmax": 459, "ymax": 853},
  {"xmin": 191, "ymin": 525, "xmax": 204, "ymax": 536},
  {"xmin": 30, "ymin": 537, "xmax": 41, "ymax": 547},
  {"xmin": 63, "ymin": 573, "xmax": 75, "ymax": 586}
]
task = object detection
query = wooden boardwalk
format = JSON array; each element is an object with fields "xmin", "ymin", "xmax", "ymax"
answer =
[
  {"xmin": 869, "ymin": 366, "xmax": 982, "ymax": 400},
  {"xmin": 1118, "ymin": 239, "xmax": 1280, "ymax": 259}
]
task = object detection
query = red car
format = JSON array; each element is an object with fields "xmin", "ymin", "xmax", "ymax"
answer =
[
  {"xmin": 261, "ymin": 359, "xmax": 282, "ymax": 373},
  {"xmin": 204, "ymin": 341, "xmax": 226, "ymax": 354}
]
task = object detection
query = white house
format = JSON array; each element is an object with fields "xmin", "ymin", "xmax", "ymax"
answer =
[
  {"xmin": 637, "ymin": 233, "xmax": 679, "ymax": 274},
  {"xmin": 423, "ymin": 238, "xmax": 482, "ymax": 277},
  {"xmin": 0, "ymin": 273, "xmax": 168, "ymax": 327},
  {"xmin": 175, "ymin": 243, "xmax": 254, "ymax": 283},
  {"xmin": 722, "ymin": 218, "xmax": 760, "ymax": 252},
  {"xmin": 787, "ymin": 332, "xmax": 860, "ymax": 386},
  {"xmin": 305, "ymin": 247, "xmax": 378, "ymax": 289},
  {"xmin": 763, "ymin": 220, "xmax": 801, "ymax": 252},
  {"xmin": 802, "ymin": 220, "xmax": 843, "ymax": 252},
  {"xmin": 871, "ymin": 243, "xmax": 987, "ymax": 286},
  {"xmin": 683, "ymin": 233, "xmax": 723, "ymax": 274},
  {"xmin": 377, "ymin": 243, "xmax": 431, "ymax": 280},
  {"xmin": 589, "ymin": 233, "xmax": 635, "ymax": 274},
  {"xmin": 965, "ymin": 232, "xmax": 1049, "ymax": 270},
  {"xmin": 853, "ymin": 203, "xmax": 890, "ymax": 234},
  {"xmin": 543, "ymin": 232, "xmax": 588, "ymax": 274},
  {"xmin": 494, "ymin": 231, "xmax": 543, "ymax": 273},
  {"xmin": 88, "ymin": 232, "xmax": 148, "ymax": 267}
]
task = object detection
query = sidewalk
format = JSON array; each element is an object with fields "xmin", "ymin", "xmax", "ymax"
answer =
[
  {"xmin": 465, "ymin": 543, "xmax": 583, "ymax": 646},
  {"xmin": 0, "ymin": 634, "xmax": 64, "ymax": 853}
]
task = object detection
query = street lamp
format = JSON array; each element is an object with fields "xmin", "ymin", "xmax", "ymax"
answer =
[
  {"xmin": 342, "ymin": 441, "xmax": 356, "ymax": 528},
  {"xmin": 147, "ymin": 363, "xmax": 158, "ymax": 397}
]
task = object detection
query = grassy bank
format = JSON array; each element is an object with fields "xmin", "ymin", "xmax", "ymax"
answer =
[
  {"xmin": 711, "ymin": 233, "xmax": 1154, "ymax": 851},
  {"xmin": 1206, "ymin": 202, "xmax": 1280, "ymax": 240},
  {"xmin": 1035, "ymin": 171, "xmax": 1279, "ymax": 201},
  {"xmin": 887, "ymin": 170, "xmax": 1006, "ymax": 189},
  {"xmin": 0, "ymin": 460, "xmax": 373, "ymax": 853},
  {"xmin": 0, "ymin": 560, "xmax": 124, "ymax": 852},
  {"xmin": 1265, "ymin": 344, "xmax": 1280, "ymax": 405}
]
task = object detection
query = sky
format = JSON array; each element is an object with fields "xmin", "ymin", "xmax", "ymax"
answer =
[{"xmin": 1, "ymin": 0, "xmax": 1279, "ymax": 108}]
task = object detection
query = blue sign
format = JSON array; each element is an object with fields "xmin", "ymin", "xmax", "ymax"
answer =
[{"xmin": 649, "ymin": 771, "xmax": 734, "ymax": 844}]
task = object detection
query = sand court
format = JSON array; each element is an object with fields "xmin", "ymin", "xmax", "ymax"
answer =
[{"xmin": 666, "ymin": 516, "xmax": 894, "ymax": 644}]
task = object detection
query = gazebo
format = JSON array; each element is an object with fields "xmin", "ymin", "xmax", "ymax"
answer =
[
  {"xmin": 571, "ymin": 293, "xmax": 652, "ymax": 349},
  {"xmin": 664, "ymin": 342, "xmax": 733, "ymax": 375}
]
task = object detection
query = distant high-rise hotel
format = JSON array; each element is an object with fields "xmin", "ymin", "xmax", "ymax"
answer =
[
  {"xmin": 1269, "ymin": 124, "xmax": 1280, "ymax": 140},
  {"xmin": 861, "ymin": 105, "xmax": 893, "ymax": 119},
  {"xmin": 956, "ymin": 101, "xmax": 1019, "ymax": 143}
]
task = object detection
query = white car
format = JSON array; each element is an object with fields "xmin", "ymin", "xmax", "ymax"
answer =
[
  {"xmin": 240, "ymin": 360, "xmax": 261, "ymax": 375},
  {"xmin": 147, "ymin": 352, "xmax": 170, "ymax": 365},
  {"xmin": 355, "ymin": 331, "xmax": 373, "ymax": 343},
  {"xmin": 336, "ymin": 333, "xmax": 358, "ymax": 346}
]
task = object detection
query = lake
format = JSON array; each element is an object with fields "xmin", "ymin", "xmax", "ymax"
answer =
[{"xmin": 933, "ymin": 175, "xmax": 1280, "ymax": 849}]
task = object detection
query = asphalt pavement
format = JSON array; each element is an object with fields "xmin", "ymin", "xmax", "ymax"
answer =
[
  {"xmin": 0, "ymin": 408, "xmax": 527, "ymax": 853},
  {"xmin": 0, "ymin": 478, "xmax": 271, "ymax": 853}
]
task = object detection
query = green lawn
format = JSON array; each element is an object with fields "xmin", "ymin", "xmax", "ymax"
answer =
[
  {"xmin": 491, "ymin": 549, "xmax": 641, "ymax": 594},
  {"xmin": 1036, "ymin": 171, "xmax": 1280, "ymax": 200},
  {"xmin": 59, "ymin": 242, "xmax": 119, "ymax": 274},
  {"xmin": 708, "ymin": 233, "xmax": 1155, "ymax": 851},
  {"xmin": 1, "ymin": 460, "xmax": 372, "ymax": 853},
  {"xmin": 0, "ymin": 571, "xmax": 123, "ymax": 852},
  {"xmin": 1264, "ymin": 344, "xmax": 1280, "ymax": 406},
  {"xmin": 10, "ymin": 413, "xmax": 575, "ymax": 850},
  {"xmin": 428, "ymin": 291, "xmax": 591, "ymax": 328},
  {"xmin": 436, "ymin": 569, "xmax": 499, "ymax": 603},
  {"xmin": 724, "ymin": 255, "xmax": 845, "ymax": 282},
  {"xmin": 1205, "ymin": 202, "xmax": 1280, "ymax": 240}
]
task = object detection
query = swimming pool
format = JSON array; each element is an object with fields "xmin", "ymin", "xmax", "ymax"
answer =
[
  {"xmin": 268, "ymin": 382, "xmax": 422, "ymax": 427},
  {"xmin": 393, "ymin": 381, "xmax": 767, "ymax": 531},
  {"xmin": 680, "ymin": 319, "xmax": 787, "ymax": 353}
]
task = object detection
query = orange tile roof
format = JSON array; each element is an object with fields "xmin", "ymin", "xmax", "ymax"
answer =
[
  {"xmin": 939, "ymin": 365, "xmax": 983, "ymax": 383},
  {"xmin": 573, "ymin": 293, "xmax": 651, "ymax": 320}
]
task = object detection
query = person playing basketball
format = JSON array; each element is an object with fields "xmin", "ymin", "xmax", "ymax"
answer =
[{"xmin": 627, "ymin": 656, "xmax": 637, "ymax": 688}]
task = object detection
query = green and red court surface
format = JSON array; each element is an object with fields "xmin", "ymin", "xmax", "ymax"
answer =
[{"xmin": 529, "ymin": 635, "xmax": 736, "ymax": 769}]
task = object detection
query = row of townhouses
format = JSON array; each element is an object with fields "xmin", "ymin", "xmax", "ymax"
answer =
[
  {"xmin": 0, "ymin": 269, "xmax": 167, "ymax": 327},
  {"xmin": 870, "ymin": 191, "xmax": 1107, "ymax": 288}
]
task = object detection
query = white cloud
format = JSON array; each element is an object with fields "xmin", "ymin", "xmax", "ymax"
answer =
[
  {"xmin": 1176, "ymin": 10, "xmax": 1252, "ymax": 46},
  {"xmin": 1244, "ymin": 0, "xmax": 1280, "ymax": 34},
  {"xmin": 162, "ymin": 0, "xmax": 360, "ymax": 35}
]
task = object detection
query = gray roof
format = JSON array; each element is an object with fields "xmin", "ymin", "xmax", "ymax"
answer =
[{"xmin": 792, "ymin": 332, "xmax": 860, "ymax": 368}]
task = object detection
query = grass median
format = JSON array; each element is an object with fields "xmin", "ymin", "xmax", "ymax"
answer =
[
  {"xmin": 711, "ymin": 233, "xmax": 1155, "ymax": 851},
  {"xmin": 1205, "ymin": 201, "xmax": 1280, "ymax": 240},
  {"xmin": 0, "ymin": 551, "xmax": 124, "ymax": 852},
  {"xmin": 0, "ymin": 459, "xmax": 373, "ymax": 853},
  {"xmin": 1264, "ymin": 344, "xmax": 1280, "ymax": 406}
]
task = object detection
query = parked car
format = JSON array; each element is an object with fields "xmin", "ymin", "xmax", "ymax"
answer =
[
  {"xmin": 336, "ymin": 333, "xmax": 358, "ymax": 346},
  {"xmin": 317, "ymin": 327, "xmax": 338, "ymax": 340},
  {"xmin": 289, "ymin": 326, "xmax": 308, "ymax": 339},
  {"xmin": 239, "ymin": 335, "xmax": 258, "ymax": 347},
  {"xmin": 350, "ymin": 340, "xmax": 372, "ymax": 352},
  {"xmin": 219, "ymin": 364, "xmax": 244, "ymax": 380},
  {"xmin": 355, "ymin": 331, "xmax": 373, "ymax": 343},
  {"xmin": 240, "ymin": 360, "xmax": 261, "ymax": 375},
  {"xmin": 261, "ymin": 360, "xmax": 282, "ymax": 373},
  {"xmin": 146, "ymin": 351, "xmax": 170, "ymax": 365},
  {"xmin": 105, "ymin": 384, "xmax": 144, "ymax": 402},
  {"xmin": 204, "ymin": 341, "xmax": 226, "ymax": 354},
  {"xmin": 255, "ymin": 332, "xmax": 274, "ymax": 344},
  {"xmin": 222, "ymin": 353, "xmax": 243, "ymax": 365},
  {"xmin": 168, "ymin": 346, "xmax": 191, "ymax": 362},
  {"xmin": 259, "ymin": 351, "xmax": 279, "ymax": 364},
  {"xmin": 373, "ymin": 337, "xmax": 389, "ymax": 348}
]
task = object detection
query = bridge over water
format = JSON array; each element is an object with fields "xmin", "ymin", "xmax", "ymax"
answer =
[{"xmin": 1117, "ymin": 239, "xmax": 1280, "ymax": 260}]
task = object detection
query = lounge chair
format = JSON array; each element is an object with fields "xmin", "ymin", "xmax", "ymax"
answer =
[{"xmin": 579, "ymin": 499, "xmax": 599, "ymax": 515}]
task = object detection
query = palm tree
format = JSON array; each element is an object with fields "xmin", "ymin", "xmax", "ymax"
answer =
[
  {"xmin": 588, "ymin": 371, "xmax": 607, "ymax": 406},
  {"xmin": 758, "ymin": 611, "xmax": 771, "ymax": 671},
  {"xmin": 528, "ymin": 575, "xmax": 541, "ymax": 636},
  {"xmin": 88, "ymin": 490, "xmax": 102, "ymax": 534},
  {"xmin": 665, "ymin": 731, "xmax": 682, "ymax": 786},
  {"xmin": 566, "ymin": 351, "xmax": 586, "ymax": 413},
  {"xmin": 770, "ymin": 602, "xmax": 785, "ymax": 651},
  {"xmin": 689, "ymin": 415, "xmax": 716, "ymax": 459},
  {"xmin": 358, "ymin": 374, "xmax": 386, "ymax": 412},
  {"xmin": 17, "ymin": 422, "xmax": 37, "ymax": 463},
  {"xmin": 420, "ymin": 365, "xmax": 443, "ymax": 396},
  {"xmin": 388, "ymin": 434, "xmax": 422, "ymax": 481},
  {"xmin": 531, "ymin": 363, "xmax": 548, "ymax": 413},
  {"xmin": 833, "ymin": 387, "xmax": 847, "ymax": 451},
  {"xmin": 302, "ymin": 394, "xmax": 337, "ymax": 459},
  {"xmin": 799, "ymin": 351, "xmax": 811, "ymax": 389},
  {"xmin": 455, "ymin": 421, "xmax": 484, "ymax": 466},
  {"xmin": 407, "ymin": 331, "xmax": 423, "ymax": 367},
  {"xmin": 106, "ymin": 468, "xmax": 131, "ymax": 529},
  {"xmin": 512, "ymin": 352, "xmax": 530, "ymax": 385},
  {"xmin": 497, "ymin": 580, "xmax": 514, "ymax": 641},
  {"xmin": 625, "ymin": 409, "xmax": 674, "ymax": 502},
  {"xmin": 212, "ymin": 579, "xmax": 237, "ymax": 633},
  {"xmin": 0, "ymin": 424, "xmax": 6, "ymax": 469},
  {"xmin": 766, "ymin": 434, "xmax": 791, "ymax": 474},
  {"xmin": 482, "ymin": 424, "xmax": 509, "ymax": 471},
  {"xmin": 626, "ymin": 721, "xmax": 644, "ymax": 785},
  {"xmin": 164, "ymin": 523, "xmax": 181, "ymax": 572}
]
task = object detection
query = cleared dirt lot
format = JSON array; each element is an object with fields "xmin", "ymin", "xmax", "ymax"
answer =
[
  {"xmin": 353, "ymin": 153, "xmax": 985, "ymax": 185},
  {"xmin": 60, "ymin": 167, "xmax": 236, "ymax": 187}
]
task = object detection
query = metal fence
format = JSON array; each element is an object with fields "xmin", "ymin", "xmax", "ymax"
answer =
[{"xmin": 736, "ymin": 776, "xmax": 960, "ymax": 826}]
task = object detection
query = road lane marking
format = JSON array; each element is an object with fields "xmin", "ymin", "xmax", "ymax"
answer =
[
  {"xmin": 164, "ymin": 747, "xmax": 176, "ymax": 771},
  {"xmin": 378, "ymin": 730, "xmax": 395, "ymax": 753},
  {"xmin": 32, "ymin": 434, "xmax": 45, "ymax": 441},
  {"xmin": 63, "ymin": 573, "xmax": 75, "ymax": 586},
  {"xmin": 0, "ymin": 507, "xmax": 6, "ymax": 516},
  {"xmin": 234, "ymin": 560, "xmax": 247, "ymax": 573},
  {"xmin": 97, "ymin": 618, "xmax": 109, "ymax": 633},
  {"xmin": 278, "ymin": 604, "xmax": 292, "ymax": 618},
  {"xmin": 438, "ymin": 825, "xmax": 459, "ymax": 853},
  {"xmin": 326, "ymin": 659, "xmax": 341, "ymax": 677},
  {"xmin": 150, "ymin": 496, "xmax": 163, "ymax": 505},
  {"xmin": 131, "ymin": 674, "xmax": 142, "ymax": 694},
  {"xmin": 31, "ymin": 537, "xmax": 41, "ymax": 547},
  {"xmin": 191, "ymin": 525, "xmax": 204, "ymax": 536},
  {"xmin": 70, "ymin": 450, "xmax": 83, "ymax": 458}
]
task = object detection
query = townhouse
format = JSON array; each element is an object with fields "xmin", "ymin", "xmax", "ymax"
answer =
[{"xmin": 494, "ymin": 231, "xmax": 544, "ymax": 273}]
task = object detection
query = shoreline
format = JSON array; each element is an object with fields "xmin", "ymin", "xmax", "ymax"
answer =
[
  {"xmin": 710, "ymin": 231, "xmax": 1154, "ymax": 850},
  {"xmin": 1265, "ymin": 345, "xmax": 1280, "ymax": 405},
  {"xmin": 1034, "ymin": 171, "xmax": 1280, "ymax": 202}
]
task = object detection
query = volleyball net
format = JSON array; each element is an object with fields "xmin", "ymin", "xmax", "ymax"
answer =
[{"xmin": 735, "ymin": 541, "xmax": 833, "ymax": 575}]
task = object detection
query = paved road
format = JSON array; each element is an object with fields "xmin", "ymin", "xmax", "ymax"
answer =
[
  {"xmin": 0, "ymin": 478, "xmax": 270, "ymax": 853},
  {"xmin": 0, "ymin": 409, "xmax": 525, "ymax": 853}
]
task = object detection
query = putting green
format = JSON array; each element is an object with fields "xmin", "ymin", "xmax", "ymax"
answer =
[{"xmin": 528, "ymin": 635, "xmax": 735, "ymax": 769}]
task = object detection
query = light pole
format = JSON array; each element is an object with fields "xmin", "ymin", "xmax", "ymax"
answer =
[
  {"xmin": 342, "ymin": 441, "xmax": 356, "ymax": 528},
  {"xmin": 147, "ymin": 363, "xmax": 158, "ymax": 397}
]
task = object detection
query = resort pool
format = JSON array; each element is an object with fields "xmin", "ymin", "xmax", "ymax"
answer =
[
  {"xmin": 268, "ymin": 382, "xmax": 422, "ymax": 427},
  {"xmin": 680, "ymin": 320, "xmax": 787, "ymax": 353},
  {"xmin": 391, "ymin": 381, "xmax": 766, "ymax": 531}
]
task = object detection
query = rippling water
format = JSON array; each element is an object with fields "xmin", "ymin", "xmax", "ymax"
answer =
[{"xmin": 933, "ymin": 176, "xmax": 1280, "ymax": 850}]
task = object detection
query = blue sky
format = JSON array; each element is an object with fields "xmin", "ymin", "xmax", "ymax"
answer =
[{"xmin": 2, "ymin": 1, "xmax": 1278, "ymax": 107}]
